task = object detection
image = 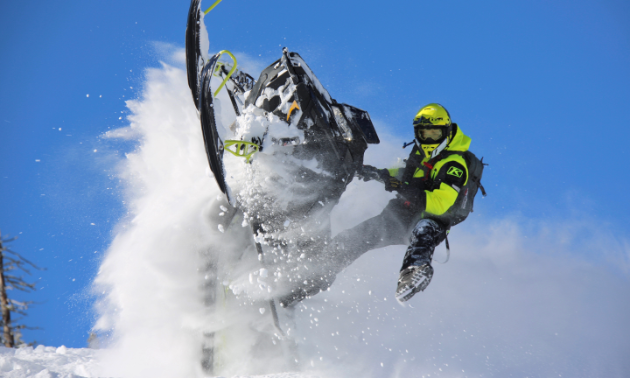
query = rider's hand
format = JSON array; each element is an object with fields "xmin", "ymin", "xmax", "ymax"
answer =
[
  {"xmin": 384, "ymin": 176, "xmax": 402, "ymax": 192},
  {"xmin": 358, "ymin": 165, "xmax": 380, "ymax": 182}
]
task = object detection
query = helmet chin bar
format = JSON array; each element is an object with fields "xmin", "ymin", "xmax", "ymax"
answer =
[{"xmin": 415, "ymin": 136, "xmax": 449, "ymax": 159}]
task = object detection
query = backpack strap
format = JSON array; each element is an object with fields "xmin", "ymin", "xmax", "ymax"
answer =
[{"xmin": 401, "ymin": 145, "xmax": 424, "ymax": 184}]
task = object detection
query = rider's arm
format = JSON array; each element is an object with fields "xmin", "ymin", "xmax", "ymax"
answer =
[
  {"xmin": 424, "ymin": 161, "xmax": 468, "ymax": 216},
  {"xmin": 425, "ymin": 183, "xmax": 459, "ymax": 215}
]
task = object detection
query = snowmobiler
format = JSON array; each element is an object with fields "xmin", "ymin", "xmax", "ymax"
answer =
[{"xmin": 325, "ymin": 103, "xmax": 486, "ymax": 303}]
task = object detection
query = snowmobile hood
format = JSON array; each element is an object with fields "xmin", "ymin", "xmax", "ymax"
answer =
[{"xmin": 445, "ymin": 124, "xmax": 471, "ymax": 152}]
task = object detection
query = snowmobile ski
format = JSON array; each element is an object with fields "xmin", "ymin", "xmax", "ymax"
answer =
[
  {"xmin": 185, "ymin": 0, "xmax": 205, "ymax": 109},
  {"xmin": 198, "ymin": 53, "xmax": 231, "ymax": 197}
]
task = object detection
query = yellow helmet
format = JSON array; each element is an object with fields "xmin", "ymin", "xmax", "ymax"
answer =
[{"xmin": 413, "ymin": 103, "xmax": 452, "ymax": 145}]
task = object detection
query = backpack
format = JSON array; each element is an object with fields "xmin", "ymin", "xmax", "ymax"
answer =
[{"xmin": 441, "ymin": 150, "xmax": 487, "ymax": 226}]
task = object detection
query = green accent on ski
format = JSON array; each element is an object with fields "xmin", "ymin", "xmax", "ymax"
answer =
[
  {"xmin": 204, "ymin": 0, "xmax": 223, "ymax": 14},
  {"xmin": 213, "ymin": 50, "xmax": 237, "ymax": 97},
  {"xmin": 223, "ymin": 140, "xmax": 260, "ymax": 162}
]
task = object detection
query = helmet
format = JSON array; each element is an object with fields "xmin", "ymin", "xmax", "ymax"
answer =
[{"xmin": 413, "ymin": 103, "xmax": 452, "ymax": 146}]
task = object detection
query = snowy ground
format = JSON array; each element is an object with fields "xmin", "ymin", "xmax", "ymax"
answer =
[
  {"xmin": 0, "ymin": 346, "xmax": 99, "ymax": 378},
  {"xmin": 0, "ymin": 345, "xmax": 319, "ymax": 378}
]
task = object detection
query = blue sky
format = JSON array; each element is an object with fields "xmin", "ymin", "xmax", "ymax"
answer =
[{"xmin": 1, "ymin": 0, "xmax": 629, "ymax": 348}]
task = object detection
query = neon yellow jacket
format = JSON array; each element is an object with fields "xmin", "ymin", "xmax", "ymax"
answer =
[{"xmin": 389, "ymin": 125, "xmax": 471, "ymax": 223}]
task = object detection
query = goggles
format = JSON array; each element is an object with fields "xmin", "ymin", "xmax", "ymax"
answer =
[{"xmin": 414, "ymin": 127, "xmax": 443, "ymax": 142}]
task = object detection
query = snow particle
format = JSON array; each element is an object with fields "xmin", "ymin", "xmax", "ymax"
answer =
[
  {"xmin": 218, "ymin": 224, "xmax": 225, "ymax": 233},
  {"xmin": 259, "ymin": 307, "xmax": 266, "ymax": 314},
  {"xmin": 86, "ymin": 94, "xmax": 90, "ymax": 97}
]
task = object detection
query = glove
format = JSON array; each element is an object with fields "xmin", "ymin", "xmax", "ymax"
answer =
[
  {"xmin": 384, "ymin": 176, "xmax": 402, "ymax": 192},
  {"xmin": 373, "ymin": 167, "xmax": 403, "ymax": 192},
  {"xmin": 358, "ymin": 165, "xmax": 403, "ymax": 192},
  {"xmin": 358, "ymin": 165, "xmax": 388, "ymax": 182}
]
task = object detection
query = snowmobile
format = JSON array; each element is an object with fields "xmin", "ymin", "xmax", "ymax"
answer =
[{"xmin": 186, "ymin": 0, "xmax": 380, "ymax": 373}]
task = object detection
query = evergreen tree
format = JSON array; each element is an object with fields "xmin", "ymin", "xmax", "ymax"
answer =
[{"xmin": 0, "ymin": 230, "xmax": 43, "ymax": 347}]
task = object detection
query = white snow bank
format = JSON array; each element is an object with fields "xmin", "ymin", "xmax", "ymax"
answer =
[
  {"xmin": 0, "ymin": 345, "xmax": 326, "ymax": 378},
  {"xmin": 0, "ymin": 345, "xmax": 100, "ymax": 378}
]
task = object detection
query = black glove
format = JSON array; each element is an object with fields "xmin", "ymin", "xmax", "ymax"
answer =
[
  {"xmin": 358, "ymin": 165, "xmax": 405, "ymax": 192},
  {"xmin": 384, "ymin": 176, "xmax": 402, "ymax": 192},
  {"xmin": 357, "ymin": 165, "xmax": 385, "ymax": 182}
]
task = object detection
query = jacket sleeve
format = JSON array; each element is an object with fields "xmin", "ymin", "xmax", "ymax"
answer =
[{"xmin": 424, "ymin": 161, "xmax": 467, "ymax": 216}]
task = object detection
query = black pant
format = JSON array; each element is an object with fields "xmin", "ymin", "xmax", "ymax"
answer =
[
  {"xmin": 329, "ymin": 198, "xmax": 447, "ymax": 272},
  {"xmin": 278, "ymin": 198, "xmax": 447, "ymax": 307},
  {"xmin": 400, "ymin": 218, "xmax": 447, "ymax": 270}
]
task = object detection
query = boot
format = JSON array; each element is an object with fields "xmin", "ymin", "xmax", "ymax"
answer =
[{"xmin": 395, "ymin": 263, "xmax": 433, "ymax": 302}]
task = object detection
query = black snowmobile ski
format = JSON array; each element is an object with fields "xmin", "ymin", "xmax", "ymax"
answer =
[
  {"xmin": 198, "ymin": 53, "xmax": 230, "ymax": 196},
  {"xmin": 185, "ymin": 0, "xmax": 204, "ymax": 109},
  {"xmin": 194, "ymin": 53, "xmax": 257, "ymax": 199},
  {"xmin": 186, "ymin": 0, "xmax": 256, "ymax": 198},
  {"xmin": 186, "ymin": 0, "xmax": 230, "ymax": 197}
]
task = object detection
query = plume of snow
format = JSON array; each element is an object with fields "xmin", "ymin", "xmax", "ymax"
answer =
[{"xmin": 93, "ymin": 53, "xmax": 217, "ymax": 377}]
